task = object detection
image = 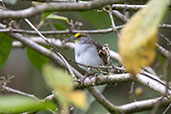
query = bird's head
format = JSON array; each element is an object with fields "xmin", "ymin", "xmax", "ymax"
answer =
[{"xmin": 69, "ymin": 33, "xmax": 87, "ymax": 42}]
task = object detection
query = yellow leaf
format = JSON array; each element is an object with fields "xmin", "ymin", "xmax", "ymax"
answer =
[
  {"xmin": 42, "ymin": 64, "xmax": 73, "ymax": 93},
  {"xmin": 118, "ymin": 0, "xmax": 170, "ymax": 75},
  {"xmin": 69, "ymin": 91, "xmax": 88, "ymax": 110},
  {"xmin": 42, "ymin": 64, "xmax": 73, "ymax": 111}
]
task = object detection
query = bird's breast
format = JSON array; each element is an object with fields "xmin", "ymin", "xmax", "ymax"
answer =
[{"xmin": 75, "ymin": 43, "xmax": 104, "ymax": 66}]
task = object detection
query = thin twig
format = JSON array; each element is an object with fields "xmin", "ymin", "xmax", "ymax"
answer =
[
  {"xmin": 109, "ymin": 11, "xmax": 120, "ymax": 37},
  {"xmin": 3, "ymin": 86, "xmax": 40, "ymax": 100},
  {"xmin": 120, "ymin": 97, "xmax": 170, "ymax": 113},
  {"xmin": 162, "ymin": 56, "xmax": 171, "ymax": 114},
  {"xmin": 129, "ymin": 82, "xmax": 136, "ymax": 102},
  {"xmin": 151, "ymin": 97, "xmax": 165, "ymax": 114},
  {"xmin": 0, "ymin": 26, "xmax": 123, "ymax": 35},
  {"xmin": 111, "ymin": 10, "xmax": 128, "ymax": 23},
  {"xmin": 162, "ymin": 102, "xmax": 171, "ymax": 114},
  {"xmin": 112, "ymin": 4, "xmax": 146, "ymax": 11},
  {"xmin": 0, "ymin": 0, "xmax": 125, "ymax": 19},
  {"xmin": 0, "ymin": 23, "xmax": 117, "ymax": 113},
  {"xmin": 160, "ymin": 24, "xmax": 171, "ymax": 29},
  {"xmin": 1, "ymin": 22, "xmax": 171, "ymax": 113},
  {"xmin": 24, "ymin": 18, "xmax": 76, "ymax": 78},
  {"xmin": 158, "ymin": 32, "xmax": 171, "ymax": 46},
  {"xmin": 156, "ymin": 44, "xmax": 171, "ymax": 58}
]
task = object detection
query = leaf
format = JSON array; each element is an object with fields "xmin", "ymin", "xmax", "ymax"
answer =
[
  {"xmin": 69, "ymin": 90, "xmax": 88, "ymax": 110},
  {"xmin": 0, "ymin": 33, "xmax": 12, "ymax": 69},
  {"xmin": 41, "ymin": 12, "xmax": 52, "ymax": 22},
  {"xmin": 54, "ymin": 23, "xmax": 67, "ymax": 30},
  {"xmin": 42, "ymin": 64, "xmax": 73, "ymax": 92},
  {"xmin": 46, "ymin": 14, "xmax": 69, "ymax": 23},
  {"xmin": 42, "ymin": 64, "xmax": 88, "ymax": 110},
  {"xmin": 4, "ymin": 0, "xmax": 17, "ymax": 5},
  {"xmin": 43, "ymin": 64, "xmax": 73, "ymax": 110},
  {"xmin": 0, "ymin": 95, "xmax": 56, "ymax": 113},
  {"xmin": 118, "ymin": 0, "xmax": 170, "ymax": 75},
  {"xmin": 27, "ymin": 48, "xmax": 50, "ymax": 71}
]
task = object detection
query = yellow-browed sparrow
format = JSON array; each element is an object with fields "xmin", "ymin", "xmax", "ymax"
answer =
[{"xmin": 70, "ymin": 33, "xmax": 109, "ymax": 74}]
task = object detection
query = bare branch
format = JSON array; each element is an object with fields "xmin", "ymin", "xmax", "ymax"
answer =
[
  {"xmin": 156, "ymin": 44, "xmax": 171, "ymax": 58},
  {"xmin": 2, "ymin": 86, "xmax": 40, "ymax": 100},
  {"xmin": 109, "ymin": 11, "xmax": 120, "ymax": 37},
  {"xmin": 75, "ymin": 72, "xmax": 171, "ymax": 96},
  {"xmin": 160, "ymin": 24, "xmax": 171, "ymax": 29},
  {"xmin": 163, "ymin": 102, "xmax": 171, "ymax": 114},
  {"xmin": 112, "ymin": 10, "xmax": 128, "ymax": 23},
  {"xmin": 0, "ymin": 26, "xmax": 123, "ymax": 35},
  {"xmin": 24, "ymin": 18, "xmax": 76, "ymax": 78},
  {"xmin": 12, "ymin": 37, "xmax": 122, "ymax": 62},
  {"xmin": 1, "ymin": 22, "xmax": 171, "ymax": 113},
  {"xmin": 0, "ymin": 23, "xmax": 117, "ymax": 114},
  {"xmin": 112, "ymin": 4, "xmax": 146, "ymax": 11},
  {"xmin": 119, "ymin": 97, "xmax": 170, "ymax": 113},
  {"xmin": 0, "ymin": 0, "xmax": 124, "ymax": 19}
]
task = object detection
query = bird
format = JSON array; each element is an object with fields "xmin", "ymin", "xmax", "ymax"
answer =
[{"xmin": 69, "ymin": 33, "xmax": 109, "ymax": 74}]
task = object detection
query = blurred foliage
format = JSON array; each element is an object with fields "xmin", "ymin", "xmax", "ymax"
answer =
[
  {"xmin": 4, "ymin": 0, "xmax": 17, "ymax": 5},
  {"xmin": 81, "ymin": 11, "xmax": 111, "ymax": 29},
  {"xmin": 0, "ymin": 0, "xmax": 170, "ymax": 114},
  {"xmin": 0, "ymin": 95, "xmax": 56, "ymax": 113},
  {"xmin": 118, "ymin": 0, "xmax": 170, "ymax": 75},
  {"xmin": 42, "ymin": 64, "xmax": 88, "ymax": 113},
  {"xmin": 0, "ymin": 33, "xmax": 12, "ymax": 69},
  {"xmin": 27, "ymin": 48, "xmax": 50, "ymax": 71},
  {"xmin": 46, "ymin": 14, "xmax": 69, "ymax": 24}
]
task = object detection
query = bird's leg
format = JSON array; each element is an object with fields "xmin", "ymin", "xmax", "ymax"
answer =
[
  {"xmin": 92, "ymin": 73, "xmax": 99, "ymax": 86},
  {"xmin": 79, "ymin": 72, "xmax": 89, "ymax": 85}
]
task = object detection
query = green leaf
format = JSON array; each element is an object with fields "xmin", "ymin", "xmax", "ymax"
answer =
[
  {"xmin": 41, "ymin": 12, "xmax": 52, "ymax": 22},
  {"xmin": 27, "ymin": 48, "xmax": 50, "ymax": 71},
  {"xmin": 42, "ymin": 64, "xmax": 73, "ymax": 110},
  {"xmin": 42, "ymin": 64, "xmax": 73, "ymax": 92},
  {"xmin": 0, "ymin": 33, "xmax": 12, "ymax": 69},
  {"xmin": 54, "ymin": 23, "xmax": 67, "ymax": 30},
  {"xmin": 43, "ymin": 64, "xmax": 88, "ymax": 110},
  {"xmin": 0, "ymin": 95, "xmax": 56, "ymax": 113},
  {"xmin": 46, "ymin": 14, "xmax": 69, "ymax": 23},
  {"xmin": 4, "ymin": 0, "xmax": 17, "ymax": 5}
]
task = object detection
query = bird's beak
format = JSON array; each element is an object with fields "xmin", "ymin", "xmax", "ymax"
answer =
[{"xmin": 69, "ymin": 35, "xmax": 76, "ymax": 40}]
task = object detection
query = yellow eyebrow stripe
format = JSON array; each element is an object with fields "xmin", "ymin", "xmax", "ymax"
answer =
[{"xmin": 74, "ymin": 33, "xmax": 81, "ymax": 38}]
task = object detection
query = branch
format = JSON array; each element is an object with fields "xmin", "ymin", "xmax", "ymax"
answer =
[
  {"xmin": 0, "ymin": 23, "xmax": 117, "ymax": 113},
  {"xmin": 12, "ymin": 36, "xmax": 170, "ymax": 96},
  {"xmin": 112, "ymin": 4, "xmax": 146, "ymax": 11},
  {"xmin": 0, "ymin": 26, "xmax": 123, "ymax": 35},
  {"xmin": 1, "ymin": 23, "xmax": 171, "ymax": 113},
  {"xmin": 24, "ymin": 18, "xmax": 76, "ymax": 78},
  {"xmin": 75, "ymin": 73, "xmax": 171, "ymax": 96},
  {"xmin": 1, "ymin": 86, "xmax": 39, "ymax": 100},
  {"xmin": 109, "ymin": 10, "xmax": 120, "ymax": 37},
  {"xmin": 156, "ymin": 44, "xmax": 171, "ymax": 58},
  {"xmin": 0, "ymin": 0, "xmax": 124, "ymax": 19},
  {"xmin": 12, "ymin": 37, "xmax": 122, "ymax": 62},
  {"xmin": 112, "ymin": 10, "xmax": 128, "ymax": 23},
  {"xmin": 119, "ymin": 97, "xmax": 170, "ymax": 113}
]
